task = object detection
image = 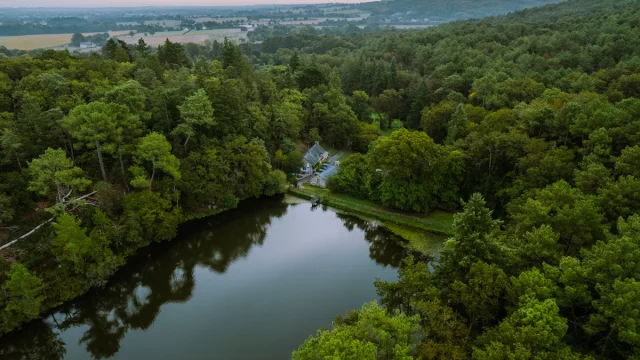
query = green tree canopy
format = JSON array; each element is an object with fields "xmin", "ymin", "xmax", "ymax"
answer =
[
  {"xmin": 130, "ymin": 132, "xmax": 181, "ymax": 190},
  {"xmin": 27, "ymin": 148, "xmax": 91, "ymax": 204},
  {"xmin": 293, "ymin": 301, "xmax": 422, "ymax": 360}
]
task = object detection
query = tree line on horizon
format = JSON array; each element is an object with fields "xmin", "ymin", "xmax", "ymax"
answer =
[{"xmin": 0, "ymin": 0, "xmax": 638, "ymax": 359}]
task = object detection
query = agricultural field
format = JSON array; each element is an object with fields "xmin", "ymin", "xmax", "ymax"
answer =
[
  {"xmin": 0, "ymin": 30, "xmax": 132, "ymax": 50},
  {"xmin": 0, "ymin": 34, "xmax": 72, "ymax": 50},
  {"xmin": 143, "ymin": 19, "xmax": 182, "ymax": 27},
  {"xmin": 193, "ymin": 17, "xmax": 247, "ymax": 23},
  {"xmin": 254, "ymin": 15, "xmax": 368, "ymax": 26},
  {"xmin": 116, "ymin": 21, "xmax": 140, "ymax": 26},
  {"xmin": 115, "ymin": 28, "xmax": 248, "ymax": 47},
  {"xmin": 323, "ymin": 9, "xmax": 365, "ymax": 15}
]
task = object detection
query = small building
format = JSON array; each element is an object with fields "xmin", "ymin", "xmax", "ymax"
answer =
[
  {"xmin": 309, "ymin": 164, "xmax": 339, "ymax": 188},
  {"xmin": 301, "ymin": 141, "xmax": 327, "ymax": 175},
  {"xmin": 79, "ymin": 42, "xmax": 97, "ymax": 49}
]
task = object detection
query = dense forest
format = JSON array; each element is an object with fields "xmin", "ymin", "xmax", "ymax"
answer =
[
  {"xmin": 291, "ymin": 0, "xmax": 640, "ymax": 359},
  {"xmin": 0, "ymin": 0, "xmax": 639, "ymax": 358},
  {"xmin": 0, "ymin": 38, "xmax": 298, "ymax": 336},
  {"xmin": 360, "ymin": 0, "xmax": 562, "ymax": 22}
]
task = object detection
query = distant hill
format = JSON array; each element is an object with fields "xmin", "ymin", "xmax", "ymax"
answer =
[{"xmin": 359, "ymin": 0, "xmax": 565, "ymax": 23}]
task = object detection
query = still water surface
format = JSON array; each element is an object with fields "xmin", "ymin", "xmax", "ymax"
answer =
[{"xmin": 0, "ymin": 197, "xmax": 411, "ymax": 360}]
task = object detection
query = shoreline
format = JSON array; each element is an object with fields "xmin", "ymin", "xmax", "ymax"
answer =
[
  {"xmin": 0, "ymin": 190, "xmax": 450, "ymax": 337},
  {"xmin": 288, "ymin": 187, "xmax": 454, "ymax": 254},
  {"xmin": 0, "ymin": 201, "xmax": 238, "ymax": 337}
]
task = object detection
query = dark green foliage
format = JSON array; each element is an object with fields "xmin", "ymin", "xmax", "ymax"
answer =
[
  {"xmin": 157, "ymin": 39, "xmax": 190, "ymax": 68},
  {"xmin": 330, "ymin": 129, "xmax": 464, "ymax": 212},
  {"xmin": 1, "ymin": 1, "xmax": 640, "ymax": 359}
]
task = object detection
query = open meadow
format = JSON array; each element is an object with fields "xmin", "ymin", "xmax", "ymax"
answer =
[
  {"xmin": 115, "ymin": 28, "xmax": 248, "ymax": 46},
  {"xmin": 0, "ymin": 30, "xmax": 132, "ymax": 50},
  {"xmin": 193, "ymin": 17, "xmax": 248, "ymax": 23},
  {"xmin": 143, "ymin": 19, "xmax": 182, "ymax": 27}
]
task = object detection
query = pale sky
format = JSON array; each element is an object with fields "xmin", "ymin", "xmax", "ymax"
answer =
[{"xmin": 0, "ymin": 0, "xmax": 371, "ymax": 7}]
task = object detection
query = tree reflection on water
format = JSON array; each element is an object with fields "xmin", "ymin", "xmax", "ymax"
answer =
[
  {"xmin": 334, "ymin": 212, "xmax": 407, "ymax": 268},
  {"xmin": 0, "ymin": 198, "xmax": 405, "ymax": 360}
]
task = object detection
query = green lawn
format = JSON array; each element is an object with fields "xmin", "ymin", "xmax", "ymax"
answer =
[
  {"xmin": 383, "ymin": 223, "xmax": 448, "ymax": 255},
  {"xmin": 371, "ymin": 114, "xmax": 404, "ymax": 137},
  {"xmin": 291, "ymin": 185, "xmax": 455, "ymax": 253}
]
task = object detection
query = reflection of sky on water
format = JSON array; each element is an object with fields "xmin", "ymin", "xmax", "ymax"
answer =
[{"xmin": 0, "ymin": 198, "xmax": 413, "ymax": 360}]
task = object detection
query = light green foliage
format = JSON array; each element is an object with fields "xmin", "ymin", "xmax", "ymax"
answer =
[
  {"xmin": 371, "ymin": 128, "xmax": 439, "ymax": 181},
  {"xmin": 308, "ymin": 127, "xmax": 322, "ymax": 144},
  {"xmin": 122, "ymin": 191, "xmax": 182, "ymax": 246},
  {"xmin": 293, "ymin": 328, "xmax": 377, "ymax": 360},
  {"xmin": 507, "ymin": 268, "xmax": 558, "ymax": 309},
  {"xmin": 473, "ymin": 298, "xmax": 577, "ymax": 360},
  {"xmin": 2, "ymin": 263, "xmax": 44, "ymax": 319},
  {"xmin": 618, "ymin": 214, "xmax": 640, "ymax": 238},
  {"xmin": 292, "ymin": 301, "xmax": 422, "ymax": 360},
  {"xmin": 174, "ymin": 89, "xmax": 215, "ymax": 152},
  {"xmin": 130, "ymin": 132, "xmax": 181, "ymax": 189},
  {"xmin": 63, "ymin": 101, "xmax": 141, "ymax": 181},
  {"xmin": 52, "ymin": 213, "xmax": 119, "ymax": 285},
  {"xmin": 585, "ymin": 279, "xmax": 640, "ymax": 355},
  {"xmin": 542, "ymin": 257, "xmax": 592, "ymax": 322},
  {"xmin": 580, "ymin": 228, "xmax": 640, "ymax": 291},
  {"xmin": 355, "ymin": 122, "xmax": 381, "ymax": 152},
  {"xmin": 27, "ymin": 148, "xmax": 91, "ymax": 203}
]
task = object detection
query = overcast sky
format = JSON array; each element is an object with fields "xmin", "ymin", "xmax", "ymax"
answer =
[{"xmin": 0, "ymin": 0, "xmax": 370, "ymax": 7}]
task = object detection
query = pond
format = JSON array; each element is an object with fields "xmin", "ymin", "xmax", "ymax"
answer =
[{"xmin": 0, "ymin": 196, "xmax": 416, "ymax": 360}]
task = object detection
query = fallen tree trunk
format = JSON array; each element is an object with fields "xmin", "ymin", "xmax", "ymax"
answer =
[
  {"xmin": 0, "ymin": 191, "xmax": 98, "ymax": 252},
  {"xmin": 0, "ymin": 217, "xmax": 55, "ymax": 251}
]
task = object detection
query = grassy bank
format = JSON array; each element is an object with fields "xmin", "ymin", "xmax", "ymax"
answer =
[{"xmin": 290, "ymin": 185, "xmax": 454, "ymax": 253}]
